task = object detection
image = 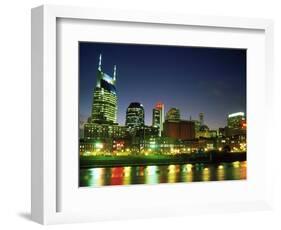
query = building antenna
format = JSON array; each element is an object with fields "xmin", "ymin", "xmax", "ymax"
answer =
[
  {"xmin": 113, "ymin": 65, "xmax": 117, "ymax": 81},
  {"xmin": 98, "ymin": 53, "xmax": 102, "ymax": 70}
]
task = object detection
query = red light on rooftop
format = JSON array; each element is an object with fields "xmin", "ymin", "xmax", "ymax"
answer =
[{"xmin": 155, "ymin": 102, "xmax": 164, "ymax": 109}]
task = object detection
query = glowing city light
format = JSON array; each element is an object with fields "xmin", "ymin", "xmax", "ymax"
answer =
[
  {"xmin": 146, "ymin": 166, "xmax": 158, "ymax": 175},
  {"xmin": 124, "ymin": 166, "xmax": 131, "ymax": 177},
  {"xmin": 228, "ymin": 112, "xmax": 245, "ymax": 118},
  {"xmin": 232, "ymin": 161, "xmax": 240, "ymax": 168},
  {"xmin": 218, "ymin": 165, "xmax": 224, "ymax": 169},
  {"xmin": 95, "ymin": 142, "xmax": 103, "ymax": 149},
  {"xmin": 168, "ymin": 165, "xmax": 176, "ymax": 173},
  {"xmin": 184, "ymin": 164, "xmax": 193, "ymax": 173}
]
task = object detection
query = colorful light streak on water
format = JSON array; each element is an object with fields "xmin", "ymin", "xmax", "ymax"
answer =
[{"xmin": 79, "ymin": 161, "xmax": 247, "ymax": 187}]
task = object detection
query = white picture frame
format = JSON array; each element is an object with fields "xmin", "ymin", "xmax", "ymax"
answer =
[{"xmin": 31, "ymin": 5, "xmax": 274, "ymax": 225}]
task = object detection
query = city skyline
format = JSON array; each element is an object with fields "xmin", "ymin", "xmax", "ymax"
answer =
[{"xmin": 79, "ymin": 42, "xmax": 246, "ymax": 129}]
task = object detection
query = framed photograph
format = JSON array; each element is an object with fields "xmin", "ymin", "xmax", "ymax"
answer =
[
  {"xmin": 78, "ymin": 42, "xmax": 247, "ymax": 187},
  {"xmin": 31, "ymin": 5, "xmax": 274, "ymax": 224}
]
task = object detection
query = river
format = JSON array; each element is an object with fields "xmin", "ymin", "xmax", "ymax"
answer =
[{"xmin": 80, "ymin": 161, "xmax": 246, "ymax": 187}]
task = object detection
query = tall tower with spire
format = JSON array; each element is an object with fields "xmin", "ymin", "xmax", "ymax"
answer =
[{"xmin": 90, "ymin": 54, "xmax": 118, "ymax": 124}]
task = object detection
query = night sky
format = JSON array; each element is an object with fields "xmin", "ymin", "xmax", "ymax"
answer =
[{"xmin": 79, "ymin": 42, "xmax": 246, "ymax": 129}]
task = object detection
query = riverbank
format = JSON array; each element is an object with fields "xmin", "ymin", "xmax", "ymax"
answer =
[{"xmin": 80, "ymin": 151, "xmax": 246, "ymax": 168}]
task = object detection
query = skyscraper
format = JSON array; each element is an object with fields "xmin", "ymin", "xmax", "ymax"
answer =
[
  {"xmin": 125, "ymin": 102, "xmax": 145, "ymax": 128},
  {"xmin": 152, "ymin": 102, "xmax": 164, "ymax": 136},
  {"xmin": 227, "ymin": 112, "xmax": 246, "ymax": 129},
  {"xmin": 91, "ymin": 54, "xmax": 118, "ymax": 124}
]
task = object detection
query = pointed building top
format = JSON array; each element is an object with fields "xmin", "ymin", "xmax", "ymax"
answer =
[
  {"xmin": 98, "ymin": 53, "xmax": 102, "ymax": 70},
  {"xmin": 113, "ymin": 65, "xmax": 117, "ymax": 81}
]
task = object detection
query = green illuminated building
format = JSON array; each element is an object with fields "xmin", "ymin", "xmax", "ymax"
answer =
[{"xmin": 91, "ymin": 54, "xmax": 118, "ymax": 124}]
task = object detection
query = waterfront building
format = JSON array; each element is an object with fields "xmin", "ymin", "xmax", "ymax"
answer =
[
  {"xmin": 152, "ymin": 102, "xmax": 165, "ymax": 136},
  {"xmin": 79, "ymin": 138, "xmax": 113, "ymax": 156},
  {"xmin": 125, "ymin": 102, "xmax": 145, "ymax": 128},
  {"xmin": 130, "ymin": 125, "xmax": 159, "ymax": 153},
  {"xmin": 91, "ymin": 54, "xmax": 118, "ymax": 124}
]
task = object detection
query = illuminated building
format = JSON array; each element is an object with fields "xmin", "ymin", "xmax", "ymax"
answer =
[
  {"xmin": 226, "ymin": 112, "xmax": 246, "ymax": 137},
  {"xmin": 82, "ymin": 54, "xmax": 122, "ymax": 154},
  {"xmin": 125, "ymin": 102, "xmax": 145, "ymax": 128},
  {"xmin": 165, "ymin": 108, "xmax": 180, "ymax": 122},
  {"xmin": 135, "ymin": 125, "xmax": 159, "ymax": 138},
  {"xmin": 227, "ymin": 112, "xmax": 246, "ymax": 129},
  {"xmin": 131, "ymin": 125, "xmax": 159, "ymax": 153},
  {"xmin": 79, "ymin": 138, "xmax": 113, "ymax": 155},
  {"xmin": 224, "ymin": 112, "xmax": 247, "ymax": 151},
  {"xmin": 195, "ymin": 124, "xmax": 217, "ymax": 139},
  {"xmin": 84, "ymin": 123, "xmax": 127, "ymax": 140},
  {"xmin": 189, "ymin": 113, "xmax": 217, "ymax": 139},
  {"xmin": 152, "ymin": 102, "xmax": 164, "ymax": 136},
  {"xmin": 91, "ymin": 54, "xmax": 118, "ymax": 124}
]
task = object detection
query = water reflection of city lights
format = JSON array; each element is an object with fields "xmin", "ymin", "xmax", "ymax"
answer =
[
  {"xmin": 183, "ymin": 164, "xmax": 193, "ymax": 173},
  {"xmin": 136, "ymin": 166, "xmax": 145, "ymax": 176},
  {"xmin": 146, "ymin": 165, "xmax": 158, "ymax": 175},
  {"xmin": 124, "ymin": 166, "xmax": 131, "ymax": 177},
  {"xmin": 168, "ymin": 165, "xmax": 176, "ymax": 173},
  {"xmin": 217, "ymin": 165, "xmax": 225, "ymax": 180},
  {"xmin": 83, "ymin": 175, "xmax": 89, "ymax": 181},
  {"xmin": 80, "ymin": 161, "xmax": 247, "ymax": 187},
  {"xmin": 168, "ymin": 165, "xmax": 177, "ymax": 183},
  {"xmin": 87, "ymin": 168, "xmax": 106, "ymax": 186},
  {"xmin": 90, "ymin": 168, "xmax": 104, "ymax": 178},
  {"xmin": 202, "ymin": 167, "xmax": 210, "ymax": 181},
  {"xmin": 145, "ymin": 166, "xmax": 159, "ymax": 184},
  {"xmin": 232, "ymin": 161, "xmax": 240, "ymax": 168},
  {"xmin": 111, "ymin": 167, "xmax": 124, "ymax": 178},
  {"xmin": 181, "ymin": 164, "xmax": 193, "ymax": 182},
  {"xmin": 195, "ymin": 163, "xmax": 204, "ymax": 171},
  {"xmin": 123, "ymin": 167, "xmax": 131, "ymax": 185}
]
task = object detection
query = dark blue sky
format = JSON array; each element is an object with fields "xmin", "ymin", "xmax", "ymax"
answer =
[{"xmin": 79, "ymin": 42, "xmax": 246, "ymax": 129}]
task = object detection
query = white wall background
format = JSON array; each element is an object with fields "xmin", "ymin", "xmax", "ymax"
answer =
[{"xmin": 0, "ymin": 0, "xmax": 280, "ymax": 229}]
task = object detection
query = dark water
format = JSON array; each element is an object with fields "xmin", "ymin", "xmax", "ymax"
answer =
[{"xmin": 79, "ymin": 161, "xmax": 247, "ymax": 187}]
